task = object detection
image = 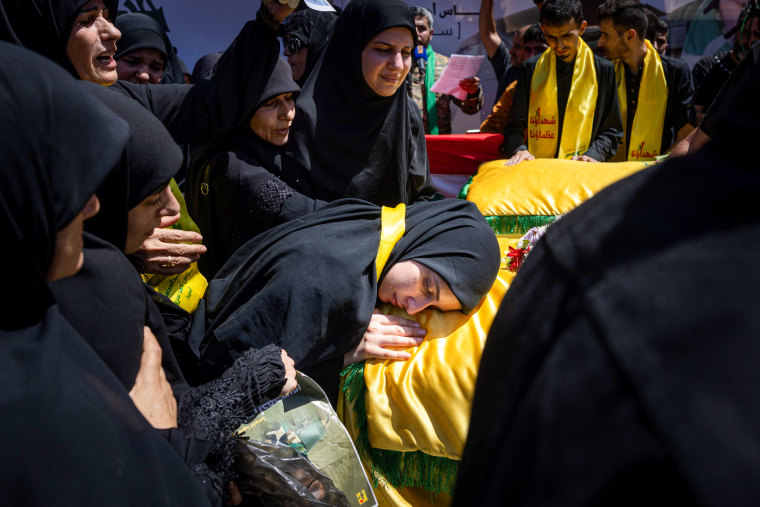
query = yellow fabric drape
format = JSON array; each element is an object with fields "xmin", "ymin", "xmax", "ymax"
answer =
[
  {"xmin": 528, "ymin": 39, "xmax": 597, "ymax": 159},
  {"xmin": 614, "ymin": 39, "xmax": 668, "ymax": 161},
  {"xmin": 467, "ymin": 158, "xmax": 650, "ymax": 218},
  {"xmin": 375, "ymin": 204, "xmax": 406, "ymax": 280}
]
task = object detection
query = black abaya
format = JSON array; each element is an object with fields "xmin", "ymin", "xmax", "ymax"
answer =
[{"xmin": 0, "ymin": 42, "xmax": 212, "ymax": 506}]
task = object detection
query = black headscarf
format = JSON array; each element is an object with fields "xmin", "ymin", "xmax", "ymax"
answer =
[
  {"xmin": 114, "ymin": 12, "xmax": 187, "ymax": 85},
  {"xmin": 281, "ymin": 8, "xmax": 338, "ymax": 86},
  {"xmin": 81, "ymin": 81, "xmax": 182, "ymax": 250},
  {"xmin": 0, "ymin": 42, "xmax": 211, "ymax": 506},
  {"xmin": 189, "ymin": 57, "xmax": 300, "ymax": 277},
  {"xmin": 191, "ymin": 51, "xmax": 223, "ymax": 84},
  {"xmin": 280, "ymin": 0, "xmax": 433, "ymax": 206},
  {"xmin": 197, "ymin": 198, "xmax": 499, "ymax": 402},
  {"xmin": 0, "ymin": 0, "xmax": 118, "ymax": 77},
  {"xmin": 51, "ymin": 80, "xmax": 187, "ymax": 393}
]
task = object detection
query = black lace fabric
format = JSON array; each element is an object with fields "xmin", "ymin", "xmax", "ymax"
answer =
[{"xmin": 178, "ymin": 344, "xmax": 286, "ymax": 484}]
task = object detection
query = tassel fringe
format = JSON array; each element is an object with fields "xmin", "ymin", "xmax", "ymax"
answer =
[
  {"xmin": 486, "ymin": 215, "xmax": 557, "ymax": 235},
  {"xmin": 340, "ymin": 363, "xmax": 460, "ymax": 495}
]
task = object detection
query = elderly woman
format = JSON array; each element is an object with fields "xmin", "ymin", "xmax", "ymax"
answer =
[
  {"xmin": 189, "ymin": 58, "xmax": 321, "ymax": 277},
  {"xmin": 281, "ymin": 7, "xmax": 338, "ymax": 85}
]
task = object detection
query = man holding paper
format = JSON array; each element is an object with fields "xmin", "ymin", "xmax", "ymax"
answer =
[
  {"xmin": 409, "ymin": 6, "xmax": 483, "ymax": 135},
  {"xmin": 503, "ymin": 0, "xmax": 623, "ymax": 165}
]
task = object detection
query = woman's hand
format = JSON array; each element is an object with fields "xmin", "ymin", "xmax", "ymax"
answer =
[
  {"xmin": 132, "ymin": 226, "xmax": 207, "ymax": 276},
  {"xmin": 343, "ymin": 310, "xmax": 427, "ymax": 366},
  {"xmin": 279, "ymin": 349, "xmax": 298, "ymax": 397},
  {"xmin": 129, "ymin": 327, "xmax": 177, "ymax": 429}
]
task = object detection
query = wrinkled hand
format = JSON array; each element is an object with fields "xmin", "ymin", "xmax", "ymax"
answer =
[
  {"xmin": 344, "ymin": 310, "xmax": 426, "ymax": 366},
  {"xmin": 263, "ymin": 0, "xmax": 297, "ymax": 22},
  {"xmin": 505, "ymin": 149, "xmax": 535, "ymax": 166},
  {"xmin": 279, "ymin": 349, "xmax": 298, "ymax": 397},
  {"xmin": 133, "ymin": 224, "xmax": 207, "ymax": 276},
  {"xmin": 571, "ymin": 154, "xmax": 598, "ymax": 163},
  {"xmin": 129, "ymin": 327, "xmax": 177, "ymax": 429},
  {"xmin": 459, "ymin": 76, "xmax": 481, "ymax": 95}
]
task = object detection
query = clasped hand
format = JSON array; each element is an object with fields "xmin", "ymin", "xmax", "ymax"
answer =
[{"xmin": 344, "ymin": 310, "xmax": 427, "ymax": 366}]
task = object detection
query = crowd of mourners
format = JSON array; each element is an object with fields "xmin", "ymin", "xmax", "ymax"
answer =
[{"xmin": 1, "ymin": 0, "xmax": 759, "ymax": 504}]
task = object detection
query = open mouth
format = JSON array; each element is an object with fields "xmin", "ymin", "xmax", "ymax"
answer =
[{"xmin": 96, "ymin": 52, "xmax": 115, "ymax": 67}]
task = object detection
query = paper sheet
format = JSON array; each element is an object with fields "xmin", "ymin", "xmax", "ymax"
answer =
[{"xmin": 430, "ymin": 54, "xmax": 485, "ymax": 100}]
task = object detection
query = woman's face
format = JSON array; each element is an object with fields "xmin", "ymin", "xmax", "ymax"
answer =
[
  {"xmin": 378, "ymin": 260, "xmax": 461, "ymax": 315},
  {"xmin": 116, "ymin": 48, "xmax": 166, "ymax": 84},
  {"xmin": 249, "ymin": 92, "xmax": 297, "ymax": 146},
  {"xmin": 361, "ymin": 27, "xmax": 413, "ymax": 97},
  {"xmin": 125, "ymin": 184, "xmax": 180, "ymax": 254},
  {"xmin": 46, "ymin": 194, "xmax": 100, "ymax": 281},
  {"xmin": 66, "ymin": 0, "xmax": 121, "ymax": 85}
]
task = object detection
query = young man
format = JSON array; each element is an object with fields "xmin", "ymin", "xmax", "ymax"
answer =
[
  {"xmin": 408, "ymin": 6, "xmax": 483, "ymax": 135},
  {"xmin": 503, "ymin": 0, "xmax": 622, "ymax": 165},
  {"xmin": 597, "ymin": 0, "xmax": 695, "ymax": 161}
]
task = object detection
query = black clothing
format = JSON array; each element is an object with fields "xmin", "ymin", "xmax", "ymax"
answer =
[
  {"xmin": 1, "ymin": 0, "xmax": 282, "ymax": 148},
  {"xmin": 489, "ymin": 40, "xmax": 519, "ymax": 106},
  {"xmin": 622, "ymin": 54, "xmax": 694, "ymax": 154},
  {"xmin": 0, "ymin": 42, "xmax": 213, "ymax": 506},
  {"xmin": 503, "ymin": 52, "xmax": 623, "ymax": 161},
  {"xmin": 191, "ymin": 52, "xmax": 223, "ymax": 84},
  {"xmin": 282, "ymin": 8, "xmax": 338, "ymax": 86},
  {"xmin": 114, "ymin": 12, "xmax": 185, "ymax": 85},
  {"xmin": 188, "ymin": 58, "xmax": 323, "ymax": 277},
  {"xmin": 197, "ymin": 199, "xmax": 500, "ymax": 404},
  {"xmin": 282, "ymin": 0, "xmax": 435, "ymax": 206},
  {"xmin": 701, "ymin": 42, "xmax": 760, "ymax": 139},
  {"xmin": 454, "ymin": 57, "xmax": 760, "ymax": 506},
  {"xmin": 691, "ymin": 50, "xmax": 737, "ymax": 110}
]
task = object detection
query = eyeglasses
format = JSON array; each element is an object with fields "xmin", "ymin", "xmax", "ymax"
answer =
[{"xmin": 284, "ymin": 36, "xmax": 305, "ymax": 54}]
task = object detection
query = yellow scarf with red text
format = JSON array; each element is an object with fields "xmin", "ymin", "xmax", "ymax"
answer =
[
  {"xmin": 528, "ymin": 38, "xmax": 597, "ymax": 159},
  {"xmin": 614, "ymin": 39, "xmax": 667, "ymax": 162}
]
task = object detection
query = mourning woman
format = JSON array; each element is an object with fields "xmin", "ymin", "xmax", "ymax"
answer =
[
  {"xmin": 0, "ymin": 0, "xmax": 297, "ymax": 276},
  {"xmin": 0, "ymin": 42, "xmax": 213, "ymax": 506},
  {"xmin": 115, "ymin": 11, "xmax": 185, "ymax": 85},
  {"xmin": 281, "ymin": 0, "xmax": 435, "ymax": 206},
  {"xmin": 198, "ymin": 198, "xmax": 501, "ymax": 403},
  {"xmin": 281, "ymin": 7, "xmax": 338, "ymax": 85},
  {"xmin": 189, "ymin": 58, "xmax": 324, "ymax": 277},
  {"xmin": 47, "ymin": 83, "xmax": 298, "ymax": 499}
]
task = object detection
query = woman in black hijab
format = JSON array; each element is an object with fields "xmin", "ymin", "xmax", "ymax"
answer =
[
  {"xmin": 114, "ymin": 11, "xmax": 185, "ymax": 85},
  {"xmin": 197, "ymin": 198, "xmax": 500, "ymax": 403},
  {"xmin": 280, "ymin": 0, "xmax": 435, "ymax": 206},
  {"xmin": 281, "ymin": 8, "xmax": 338, "ymax": 86},
  {"xmin": 189, "ymin": 58, "xmax": 325, "ymax": 278},
  {"xmin": 0, "ymin": 42, "xmax": 213, "ymax": 506}
]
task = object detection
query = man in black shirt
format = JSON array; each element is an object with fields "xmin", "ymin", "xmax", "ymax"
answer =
[
  {"xmin": 691, "ymin": 3, "xmax": 760, "ymax": 121},
  {"xmin": 503, "ymin": 0, "xmax": 622, "ymax": 164},
  {"xmin": 597, "ymin": 0, "xmax": 695, "ymax": 160}
]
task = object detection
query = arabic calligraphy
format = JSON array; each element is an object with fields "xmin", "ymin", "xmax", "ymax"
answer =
[
  {"xmin": 630, "ymin": 142, "xmax": 658, "ymax": 160},
  {"xmin": 432, "ymin": 3, "xmax": 480, "ymax": 18},
  {"xmin": 529, "ymin": 130, "xmax": 556, "ymax": 139}
]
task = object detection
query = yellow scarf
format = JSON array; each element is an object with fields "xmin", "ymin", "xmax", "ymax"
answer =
[
  {"xmin": 528, "ymin": 38, "xmax": 597, "ymax": 159},
  {"xmin": 614, "ymin": 39, "xmax": 667, "ymax": 162}
]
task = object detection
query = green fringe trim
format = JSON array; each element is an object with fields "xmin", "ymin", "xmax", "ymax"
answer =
[
  {"xmin": 340, "ymin": 363, "xmax": 460, "ymax": 496},
  {"xmin": 485, "ymin": 215, "xmax": 558, "ymax": 235},
  {"xmin": 457, "ymin": 175, "xmax": 475, "ymax": 200}
]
